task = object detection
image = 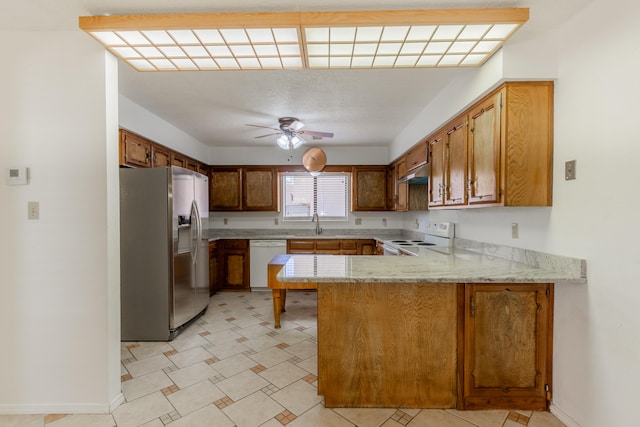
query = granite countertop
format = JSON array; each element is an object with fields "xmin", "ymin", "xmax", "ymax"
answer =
[{"xmin": 276, "ymin": 244, "xmax": 587, "ymax": 284}]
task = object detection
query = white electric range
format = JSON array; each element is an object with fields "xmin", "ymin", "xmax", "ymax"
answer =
[{"xmin": 381, "ymin": 222, "xmax": 455, "ymax": 256}]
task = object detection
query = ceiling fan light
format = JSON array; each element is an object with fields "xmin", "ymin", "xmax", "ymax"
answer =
[
  {"xmin": 291, "ymin": 135, "xmax": 305, "ymax": 148},
  {"xmin": 276, "ymin": 135, "xmax": 290, "ymax": 149}
]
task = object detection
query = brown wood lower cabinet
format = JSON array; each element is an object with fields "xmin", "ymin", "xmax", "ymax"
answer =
[
  {"xmin": 208, "ymin": 241, "xmax": 219, "ymax": 296},
  {"xmin": 316, "ymin": 281, "xmax": 553, "ymax": 410},
  {"xmin": 218, "ymin": 239, "xmax": 250, "ymax": 291},
  {"xmin": 461, "ymin": 283, "xmax": 553, "ymax": 410}
]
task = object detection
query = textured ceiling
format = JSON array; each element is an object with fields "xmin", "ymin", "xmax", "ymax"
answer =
[{"xmin": 3, "ymin": 0, "xmax": 591, "ymax": 148}]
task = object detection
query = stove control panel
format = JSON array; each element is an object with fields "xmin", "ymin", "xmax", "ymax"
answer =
[{"xmin": 425, "ymin": 222, "xmax": 454, "ymax": 239}]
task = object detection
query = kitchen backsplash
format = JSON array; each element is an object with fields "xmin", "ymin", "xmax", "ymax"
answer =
[{"xmin": 207, "ymin": 211, "xmax": 405, "ymax": 231}]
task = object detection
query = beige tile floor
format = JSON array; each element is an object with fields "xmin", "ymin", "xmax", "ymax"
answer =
[{"xmin": 0, "ymin": 291, "xmax": 567, "ymax": 427}]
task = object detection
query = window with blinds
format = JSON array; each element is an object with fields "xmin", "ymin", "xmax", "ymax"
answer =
[{"xmin": 282, "ymin": 172, "xmax": 350, "ymax": 220}]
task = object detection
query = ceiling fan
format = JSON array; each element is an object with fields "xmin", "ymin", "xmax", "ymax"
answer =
[{"xmin": 246, "ymin": 117, "xmax": 334, "ymax": 150}]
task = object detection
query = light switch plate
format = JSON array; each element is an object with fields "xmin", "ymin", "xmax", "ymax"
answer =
[
  {"xmin": 565, "ymin": 160, "xmax": 576, "ymax": 180},
  {"xmin": 28, "ymin": 201, "xmax": 39, "ymax": 220}
]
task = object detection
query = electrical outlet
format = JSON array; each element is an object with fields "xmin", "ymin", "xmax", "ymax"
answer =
[
  {"xmin": 511, "ymin": 223, "xmax": 519, "ymax": 239},
  {"xmin": 565, "ymin": 160, "xmax": 576, "ymax": 180},
  {"xmin": 355, "ymin": 218, "xmax": 362, "ymax": 225},
  {"xmin": 382, "ymin": 218, "xmax": 387, "ymax": 227},
  {"xmin": 274, "ymin": 218, "xmax": 279, "ymax": 225},
  {"xmin": 223, "ymin": 218, "xmax": 228, "ymax": 225},
  {"xmin": 415, "ymin": 218, "xmax": 420, "ymax": 229},
  {"xmin": 28, "ymin": 201, "xmax": 39, "ymax": 220}
]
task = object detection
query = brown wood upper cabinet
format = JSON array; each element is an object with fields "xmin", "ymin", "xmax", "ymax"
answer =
[
  {"xmin": 352, "ymin": 166, "xmax": 387, "ymax": 211},
  {"xmin": 119, "ymin": 129, "xmax": 208, "ymax": 176},
  {"xmin": 428, "ymin": 116, "xmax": 468, "ymax": 208},
  {"xmin": 445, "ymin": 116, "xmax": 468, "ymax": 207},
  {"xmin": 405, "ymin": 141, "xmax": 428, "ymax": 173},
  {"xmin": 467, "ymin": 92, "xmax": 501, "ymax": 205},
  {"xmin": 171, "ymin": 153, "xmax": 186, "ymax": 168},
  {"xmin": 384, "ymin": 162, "xmax": 406, "ymax": 211},
  {"xmin": 210, "ymin": 166, "xmax": 278, "ymax": 211},
  {"xmin": 395, "ymin": 163, "xmax": 409, "ymax": 212},
  {"xmin": 428, "ymin": 132, "xmax": 446, "ymax": 207},
  {"xmin": 244, "ymin": 167, "xmax": 278, "ymax": 211},
  {"xmin": 429, "ymin": 81, "xmax": 554, "ymax": 209},
  {"xmin": 120, "ymin": 130, "xmax": 152, "ymax": 168},
  {"xmin": 151, "ymin": 145, "xmax": 171, "ymax": 168},
  {"xmin": 210, "ymin": 167, "xmax": 242, "ymax": 211}
]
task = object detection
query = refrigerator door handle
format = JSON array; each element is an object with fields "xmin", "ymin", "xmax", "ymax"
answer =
[{"xmin": 190, "ymin": 200, "xmax": 201, "ymax": 265}]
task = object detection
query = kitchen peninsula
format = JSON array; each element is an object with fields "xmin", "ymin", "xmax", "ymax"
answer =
[{"xmin": 268, "ymin": 245, "xmax": 586, "ymax": 411}]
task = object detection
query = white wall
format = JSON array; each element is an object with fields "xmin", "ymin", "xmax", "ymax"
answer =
[
  {"xmin": 119, "ymin": 96, "xmax": 390, "ymax": 167},
  {"xmin": 399, "ymin": 0, "xmax": 640, "ymax": 425},
  {"xmin": 0, "ymin": 30, "xmax": 120, "ymax": 413},
  {"xmin": 119, "ymin": 95, "xmax": 210, "ymax": 163},
  {"xmin": 210, "ymin": 145, "xmax": 389, "ymax": 165},
  {"xmin": 209, "ymin": 210, "xmax": 403, "ymax": 231},
  {"xmin": 391, "ymin": 50, "xmax": 504, "ymax": 160}
]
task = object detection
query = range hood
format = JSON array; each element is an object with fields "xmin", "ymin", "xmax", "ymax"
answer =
[{"xmin": 398, "ymin": 164, "xmax": 429, "ymax": 184}]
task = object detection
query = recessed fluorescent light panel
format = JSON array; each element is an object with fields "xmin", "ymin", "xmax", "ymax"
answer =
[
  {"xmin": 79, "ymin": 9, "xmax": 527, "ymax": 71},
  {"xmin": 305, "ymin": 23, "xmax": 519, "ymax": 68},
  {"xmin": 88, "ymin": 27, "xmax": 302, "ymax": 71}
]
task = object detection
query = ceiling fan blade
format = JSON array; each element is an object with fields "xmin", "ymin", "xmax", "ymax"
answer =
[
  {"xmin": 254, "ymin": 132, "xmax": 282, "ymax": 139},
  {"xmin": 299, "ymin": 130, "xmax": 334, "ymax": 138},
  {"xmin": 246, "ymin": 123, "xmax": 279, "ymax": 131},
  {"xmin": 289, "ymin": 120, "xmax": 305, "ymax": 131}
]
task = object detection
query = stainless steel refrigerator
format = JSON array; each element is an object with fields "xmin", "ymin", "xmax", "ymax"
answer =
[{"xmin": 120, "ymin": 166, "xmax": 210, "ymax": 341}]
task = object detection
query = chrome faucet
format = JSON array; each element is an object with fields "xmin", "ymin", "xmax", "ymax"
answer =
[{"xmin": 312, "ymin": 212, "xmax": 322, "ymax": 235}]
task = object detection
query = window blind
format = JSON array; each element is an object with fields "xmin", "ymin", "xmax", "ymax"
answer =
[{"xmin": 282, "ymin": 172, "xmax": 349, "ymax": 220}]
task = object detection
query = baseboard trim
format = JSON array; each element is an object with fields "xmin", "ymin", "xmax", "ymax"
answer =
[
  {"xmin": 0, "ymin": 402, "xmax": 110, "ymax": 415},
  {"xmin": 550, "ymin": 403, "xmax": 582, "ymax": 427},
  {"xmin": 109, "ymin": 393, "xmax": 125, "ymax": 413}
]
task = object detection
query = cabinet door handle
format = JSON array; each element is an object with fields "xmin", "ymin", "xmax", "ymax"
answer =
[{"xmin": 447, "ymin": 124, "xmax": 463, "ymax": 135}]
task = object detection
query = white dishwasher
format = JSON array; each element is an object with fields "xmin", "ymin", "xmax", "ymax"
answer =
[{"xmin": 249, "ymin": 240, "xmax": 287, "ymax": 290}]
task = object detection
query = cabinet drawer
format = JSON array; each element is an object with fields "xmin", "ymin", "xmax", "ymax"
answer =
[
  {"xmin": 316, "ymin": 240, "xmax": 341, "ymax": 251},
  {"xmin": 341, "ymin": 240, "xmax": 358, "ymax": 250},
  {"xmin": 223, "ymin": 239, "xmax": 248, "ymax": 250},
  {"xmin": 288, "ymin": 240, "xmax": 315, "ymax": 251}
]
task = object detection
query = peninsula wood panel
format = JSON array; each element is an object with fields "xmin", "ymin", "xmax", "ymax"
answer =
[{"xmin": 318, "ymin": 282, "xmax": 457, "ymax": 408}]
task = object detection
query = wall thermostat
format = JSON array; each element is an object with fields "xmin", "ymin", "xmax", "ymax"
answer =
[{"xmin": 5, "ymin": 167, "xmax": 28, "ymax": 185}]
